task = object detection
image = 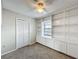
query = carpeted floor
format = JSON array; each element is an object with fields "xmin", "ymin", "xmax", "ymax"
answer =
[{"xmin": 1, "ymin": 43, "xmax": 75, "ymax": 59}]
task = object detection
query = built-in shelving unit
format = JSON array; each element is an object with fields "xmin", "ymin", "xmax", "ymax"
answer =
[
  {"xmin": 52, "ymin": 7, "xmax": 78, "ymax": 58},
  {"xmin": 36, "ymin": 6, "xmax": 78, "ymax": 58}
]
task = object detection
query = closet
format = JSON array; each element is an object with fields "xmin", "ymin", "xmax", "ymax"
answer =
[
  {"xmin": 16, "ymin": 18, "xmax": 36, "ymax": 49},
  {"xmin": 16, "ymin": 19, "xmax": 29, "ymax": 49}
]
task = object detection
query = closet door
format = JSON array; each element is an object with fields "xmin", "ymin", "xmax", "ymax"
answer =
[
  {"xmin": 16, "ymin": 19, "xmax": 24, "ymax": 49},
  {"xmin": 23, "ymin": 20, "xmax": 29, "ymax": 46}
]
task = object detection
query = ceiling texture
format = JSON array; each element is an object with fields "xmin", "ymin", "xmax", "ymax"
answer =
[{"xmin": 2, "ymin": 0, "xmax": 78, "ymax": 18}]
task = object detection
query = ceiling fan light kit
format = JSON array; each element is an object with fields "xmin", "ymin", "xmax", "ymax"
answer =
[{"xmin": 34, "ymin": 0, "xmax": 46, "ymax": 13}]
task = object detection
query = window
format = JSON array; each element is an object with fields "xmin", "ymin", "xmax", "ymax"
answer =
[{"xmin": 42, "ymin": 17, "xmax": 52, "ymax": 38}]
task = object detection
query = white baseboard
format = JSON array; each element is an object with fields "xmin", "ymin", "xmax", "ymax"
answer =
[
  {"xmin": 29, "ymin": 42, "xmax": 36, "ymax": 45},
  {"xmin": 1, "ymin": 48, "xmax": 18, "ymax": 56}
]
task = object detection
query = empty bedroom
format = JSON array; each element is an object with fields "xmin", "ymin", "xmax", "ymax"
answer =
[{"xmin": 1, "ymin": 0, "xmax": 78, "ymax": 59}]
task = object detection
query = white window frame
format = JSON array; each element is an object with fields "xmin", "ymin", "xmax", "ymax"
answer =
[{"xmin": 41, "ymin": 17, "xmax": 52, "ymax": 39}]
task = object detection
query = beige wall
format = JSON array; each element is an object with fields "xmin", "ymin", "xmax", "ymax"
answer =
[{"xmin": 1, "ymin": 8, "xmax": 36, "ymax": 55}]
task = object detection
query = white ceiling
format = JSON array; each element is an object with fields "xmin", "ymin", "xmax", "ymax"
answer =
[{"xmin": 2, "ymin": 0, "xmax": 78, "ymax": 18}]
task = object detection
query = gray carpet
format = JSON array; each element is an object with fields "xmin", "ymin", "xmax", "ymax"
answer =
[{"xmin": 1, "ymin": 43, "xmax": 75, "ymax": 59}]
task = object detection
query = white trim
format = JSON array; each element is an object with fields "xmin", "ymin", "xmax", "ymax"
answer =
[
  {"xmin": 41, "ymin": 16, "xmax": 52, "ymax": 39},
  {"xmin": 1, "ymin": 48, "xmax": 18, "ymax": 56}
]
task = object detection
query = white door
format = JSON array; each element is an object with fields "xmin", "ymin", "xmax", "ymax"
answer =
[
  {"xmin": 23, "ymin": 20, "xmax": 29, "ymax": 46},
  {"xmin": 16, "ymin": 19, "xmax": 24, "ymax": 49}
]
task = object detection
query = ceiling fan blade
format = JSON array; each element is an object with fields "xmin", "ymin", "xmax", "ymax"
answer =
[{"xmin": 34, "ymin": 0, "xmax": 38, "ymax": 2}]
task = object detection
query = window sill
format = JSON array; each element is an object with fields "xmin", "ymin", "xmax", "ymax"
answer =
[{"xmin": 41, "ymin": 36, "xmax": 52, "ymax": 39}]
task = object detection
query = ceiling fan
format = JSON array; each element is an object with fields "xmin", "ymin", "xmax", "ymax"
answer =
[{"xmin": 33, "ymin": 0, "xmax": 46, "ymax": 13}]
